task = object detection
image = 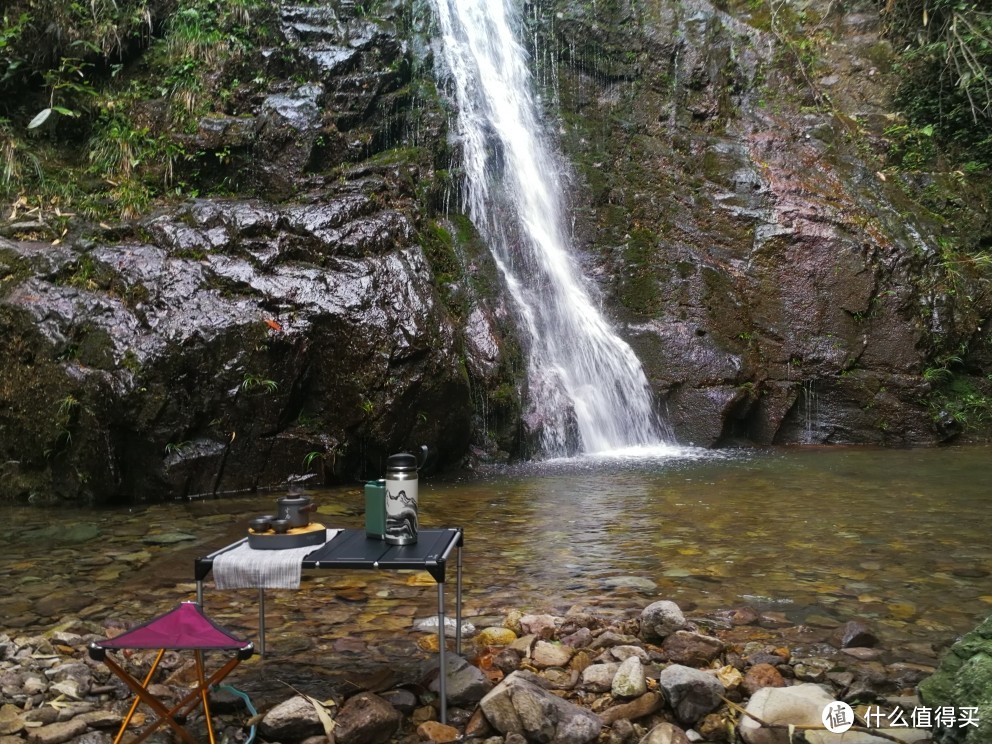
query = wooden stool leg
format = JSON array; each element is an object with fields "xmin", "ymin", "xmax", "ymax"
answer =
[
  {"xmin": 102, "ymin": 655, "xmax": 199, "ymax": 744},
  {"xmin": 112, "ymin": 649, "xmax": 165, "ymax": 744},
  {"xmin": 194, "ymin": 651, "xmax": 218, "ymax": 744}
]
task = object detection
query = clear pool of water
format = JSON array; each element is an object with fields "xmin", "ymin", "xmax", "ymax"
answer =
[{"xmin": 3, "ymin": 445, "xmax": 990, "ymax": 664}]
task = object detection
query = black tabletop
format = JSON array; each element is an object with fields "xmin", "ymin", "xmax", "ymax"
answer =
[{"xmin": 196, "ymin": 527, "xmax": 463, "ymax": 583}]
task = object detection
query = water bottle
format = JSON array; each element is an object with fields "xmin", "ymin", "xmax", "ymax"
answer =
[{"xmin": 384, "ymin": 451, "xmax": 422, "ymax": 545}]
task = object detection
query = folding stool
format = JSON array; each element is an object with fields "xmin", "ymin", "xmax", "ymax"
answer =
[{"xmin": 88, "ymin": 602, "xmax": 254, "ymax": 744}]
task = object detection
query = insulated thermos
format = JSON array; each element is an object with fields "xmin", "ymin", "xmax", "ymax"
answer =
[{"xmin": 383, "ymin": 451, "xmax": 421, "ymax": 545}]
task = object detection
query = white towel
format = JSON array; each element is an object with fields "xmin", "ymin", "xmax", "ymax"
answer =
[{"xmin": 212, "ymin": 530, "xmax": 340, "ymax": 590}]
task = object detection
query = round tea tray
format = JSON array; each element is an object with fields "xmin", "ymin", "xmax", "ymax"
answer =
[{"xmin": 248, "ymin": 522, "xmax": 327, "ymax": 550}]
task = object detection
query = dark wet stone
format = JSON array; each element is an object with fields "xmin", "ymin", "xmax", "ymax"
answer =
[
  {"xmin": 195, "ymin": 115, "xmax": 259, "ymax": 150},
  {"xmin": 5, "ymin": 614, "xmax": 39, "ymax": 629},
  {"xmin": 333, "ymin": 692, "xmax": 402, "ymax": 744},
  {"xmin": 729, "ymin": 607, "xmax": 760, "ymax": 626},
  {"xmin": 334, "ymin": 637, "xmax": 368, "ymax": 653},
  {"xmin": 662, "ymin": 631, "xmax": 724, "ymax": 666},
  {"xmin": 32, "ymin": 594, "xmax": 91, "ymax": 619},
  {"xmin": 656, "ymin": 664, "xmax": 723, "ymax": 726},
  {"xmin": 279, "ymin": 4, "xmax": 343, "ymax": 44},
  {"xmin": 268, "ymin": 633, "xmax": 313, "ymax": 655},
  {"xmin": 429, "ymin": 654, "xmax": 493, "ymax": 707},
  {"xmin": 141, "ymin": 532, "xmax": 197, "ymax": 545},
  {"xmin": 20, "ymin": 524, "xmax": 99, "ymax": 543},
  {"xmin": 379, "ymin": 688, "xmax": 417, "ymax": 714},
  {"xmin": 832, "ymin": 620, "xmax": 879, "ymax": 649},
  {"xmin": 951, "ymin": 568, "xmax": 991, "ymax": 579}
]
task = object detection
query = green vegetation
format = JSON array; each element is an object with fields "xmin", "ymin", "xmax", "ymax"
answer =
[
  {"xmin": 874, "ymin": 3, "xmax": 991, "ymax": 262},
  {"xmin": 47, "ymin": 392, "xmax": 81, "ymax": 458},
  {"xmin": 419, "ymin": 219, "xmax": 467, "ymax": 318},
  {"xmin": 240, "ymin": 373, "xmax": 278, "ymax": 394},
  {"xmin": 929, "ymin": 374, "xmax": 992, "ymax": 428},
  {"xmin": 164, "ymin": 440, "xmax": 192, "ymax": 454},
  {"xmin": 884, "ymin": 0, "xmax": 992, "ymax": 168},
  {"xmin": 619, "ymin": 227, "xmax": 662, "ymax": 315},
  {"xmin": 922, "ymin": 344, "xmax": 992, "ymax": 431},
  {"xmin": 0, "ymin": 0, "xmax": 278, "ymax": 223}
]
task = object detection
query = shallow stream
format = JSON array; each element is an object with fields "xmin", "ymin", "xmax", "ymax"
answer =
[{"xmin": 3, "ymin": 445, "xmax": 990, "ymax": 694}]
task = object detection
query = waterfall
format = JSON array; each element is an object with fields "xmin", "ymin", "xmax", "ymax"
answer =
[{"xmin": 429, "ymin": 0, "xmax": 669, "ymax": 456}]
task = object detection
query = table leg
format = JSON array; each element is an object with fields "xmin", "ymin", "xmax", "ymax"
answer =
[
  {"xmin": 259, "ymin": 587, "xmax": 266, "ymax": 656},
  {"xmin": 196, "ymin": 580, "xmax": 203, "ymax": 606},
  {"xmin": 437, "ymin": 580, "xmax": 446, "ymax": 724},
  {"xmin": 455, "ymin": 545, "xmax": 462, "ymax": 655}
]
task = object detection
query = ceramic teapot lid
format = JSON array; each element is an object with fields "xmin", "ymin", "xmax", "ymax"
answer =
[{"xmin": 277, "ymin": 494, "xmax": 312, "ymax": 506}]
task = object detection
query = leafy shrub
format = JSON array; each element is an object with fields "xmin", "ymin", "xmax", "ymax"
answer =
[{"xmin": 884, "ymin": 0, "xmax": 992, "ymax": 165}]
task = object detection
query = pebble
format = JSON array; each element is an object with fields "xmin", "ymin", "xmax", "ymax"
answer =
[
  {"xmin": 0, "ymin": 599, "xmax": 960, "ymax": 744},
  {"xmin": 743, "ymin": 662, "xmax": 786, "ymax": 695}
]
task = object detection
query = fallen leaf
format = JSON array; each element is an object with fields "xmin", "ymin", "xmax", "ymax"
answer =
[
  {"xmin": 265, "ymin": 318, "xmax": 282, "ymax": 331},
  {"xmin": 280, "ymin": 682, "xmax": 335, "ymax": 739},
  {"xmin": 304, "ymin": 694, "xmax": 335, "ymax": 738}
]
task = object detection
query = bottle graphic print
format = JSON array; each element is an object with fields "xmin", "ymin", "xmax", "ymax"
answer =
[{"xmin": 384, "ymin": 451, "xmax": 423, "ymax": 545}]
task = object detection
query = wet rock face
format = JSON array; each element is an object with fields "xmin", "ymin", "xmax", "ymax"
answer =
[
  {"xmin": 7, "ymin": 0, "xmax": 992, "ymax": 500},
  {"xmin": 0, "ymin": 189, "xmax": 474, "ymax": 502},
  {"xmin": 539, "ymin": 0, "xmax": 992, "ymax": 446},
  {"xmin": 0, "ymin": 1, "xmax": 526, "ymax": 504}
]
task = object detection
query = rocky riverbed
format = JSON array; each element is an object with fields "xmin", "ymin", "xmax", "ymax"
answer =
[{"xmin": 0, "ymin": 597, "xmax": 958, "ymax": 744}]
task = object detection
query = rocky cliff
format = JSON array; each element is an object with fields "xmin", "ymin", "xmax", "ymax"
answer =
[
  {"xmin": 533, "ymin": 0, "xmax": 992, "ymax": 447},
  {"xmin": 1, "ymin": 0, "xmax": 990, "ymax": 503},
  {"xmin": 0, "ymin": 1, "xmax": 524, "ymax": 503}
]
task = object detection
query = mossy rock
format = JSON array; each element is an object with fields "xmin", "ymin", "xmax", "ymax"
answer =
[{"xmin": 919, "ymin": 615, "xmax": 992, "ymax": 743}]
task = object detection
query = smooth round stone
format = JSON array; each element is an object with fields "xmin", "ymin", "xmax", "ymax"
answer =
[
  {"xmin": 476, "ymin": 627, "xmax": 517, "ymax": 647},
  {"xmin": 842, "ymin": 646, "xmax": 883, "ymax": 661},
  {"xmin": 604, "ymin": 576, "xmax": 658, "ymax": 593}
]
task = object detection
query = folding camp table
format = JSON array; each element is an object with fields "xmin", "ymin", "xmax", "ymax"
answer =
[
  {"xmin": 88, "ymin": 602, "xmax": 254, "ymax": 744},
  {"xmin": 194, "ymin": 527, "xmax": 464, "ymax": 722}
]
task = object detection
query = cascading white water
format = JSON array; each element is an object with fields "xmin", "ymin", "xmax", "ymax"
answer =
[{"xmin": 429, "ymin": 0, "xmax": 669, "ymax": 456}]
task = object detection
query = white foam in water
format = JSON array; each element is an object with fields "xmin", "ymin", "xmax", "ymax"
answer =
[{"xmin": 581, "ymin": 443, "xmax": 705, "ymax": 461}]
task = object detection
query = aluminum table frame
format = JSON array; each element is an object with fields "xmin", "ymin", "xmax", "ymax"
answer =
[{"xmin": 194, "ymin": 527, "xmax": 464, "ymax": 723}]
